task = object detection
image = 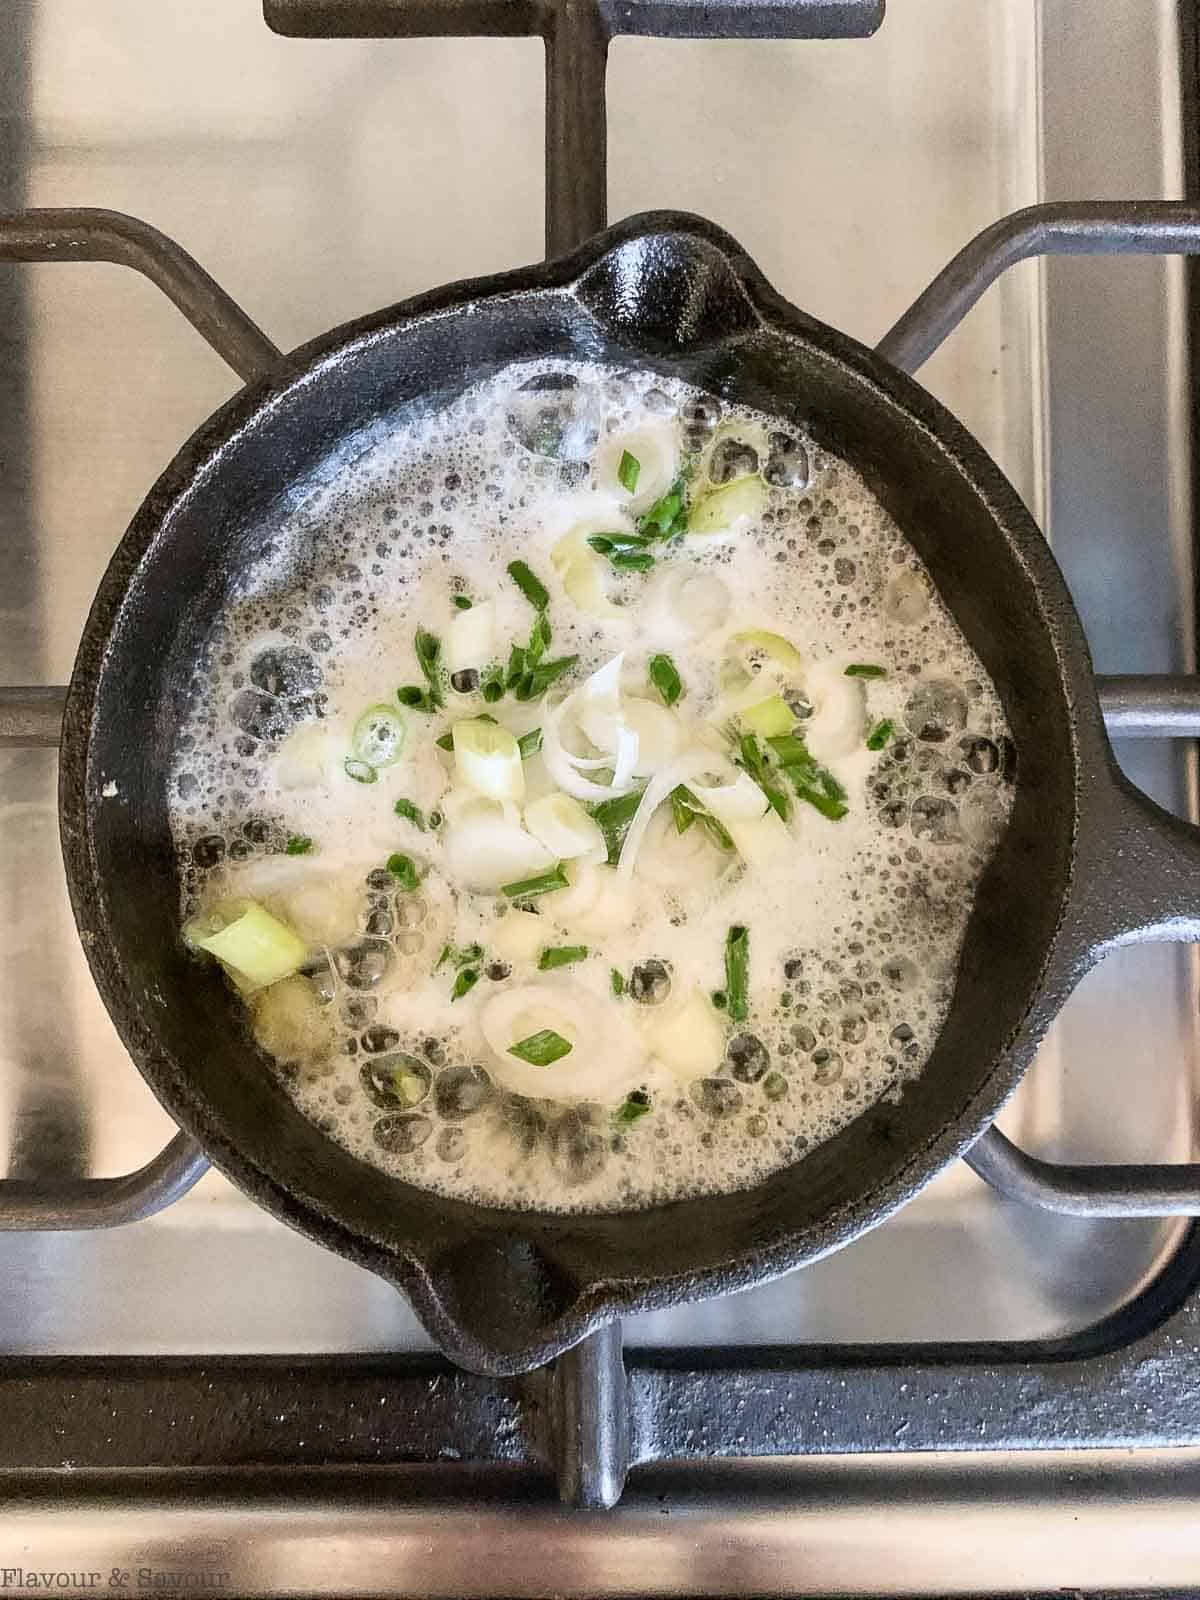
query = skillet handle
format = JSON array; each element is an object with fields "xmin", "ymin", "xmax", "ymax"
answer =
[{"xmin": 1033, "ymin": 754, "xmax": 1200, "ymax": 1026}]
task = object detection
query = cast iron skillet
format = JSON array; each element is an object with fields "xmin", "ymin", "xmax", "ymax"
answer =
[{"xmin": 59, "ymin": 211, "xmax": 1200, "ymax": 1375}]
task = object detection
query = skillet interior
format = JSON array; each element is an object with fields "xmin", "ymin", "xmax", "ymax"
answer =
[{"xmin": 60, "ymin": 214, "xmax": 1082, "ymax": 1372}]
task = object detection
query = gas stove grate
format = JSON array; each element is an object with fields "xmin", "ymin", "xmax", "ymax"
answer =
[{"xmin": 2, "ymin": 0, "xmax": 1200, "ymax": 1510}]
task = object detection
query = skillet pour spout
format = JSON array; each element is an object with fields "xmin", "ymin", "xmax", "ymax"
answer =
[{"xmin": 59, "ymin": 211, "xmax": 1200, "ymax": 1375}]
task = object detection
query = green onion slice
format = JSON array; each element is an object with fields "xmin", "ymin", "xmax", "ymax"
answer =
[
  {"xmin": 285, "ymin": 835, "xmax": 313, "ymax": 856},
  {"xmin": 724, "ymin": 924, "xmax": 749, "ymax": 1024},
  {"xmin": 508, "ymin": 1028, "xmax": 572, "ymax": 1066},
  {"xmin": 393, "ymin": 798, "xmax": 426, "ymax": 829},
  {"xmin": 344, "ymin": 757, "xmax": 379, "ymax": 784},
  {"xmin": 501, "ymin": 865, "xmax": 569, "ymax": 900},
  {"xmin": 385, "ymin": 852, "xmax": 421, "ymax": 891},
  {"xmin": 866, "ymin": 718, "xmax": 895, "ymax": 752},
  {"xmin": 648, "ymin": 653, "xmax": 682, "ymax": 706},
  {"xmin": 845, "ymin": 663, "xmax": 887, "ymax": 678},
  {"xmin": 451, "ymin": 967, "xmax": 480, "ymax": 1002},
  {"xmin": 352, "ymin": 704, "xmax": 407, "ymax": 768},
  {"xmin": 507, "ymin": 559, "xmax": 550, "ymax": 611},
  {"xmin": 617, "ymin": 450, "xmax": 641, "ymax": 494},
  {"xmin": 537, "ymin": 944, "xmax": 589, "ymax": 971}
]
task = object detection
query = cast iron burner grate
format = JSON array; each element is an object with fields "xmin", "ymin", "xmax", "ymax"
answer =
[{"xmin": 2, "ymin": 0, "xmax": 1200, "ymax": 1511}]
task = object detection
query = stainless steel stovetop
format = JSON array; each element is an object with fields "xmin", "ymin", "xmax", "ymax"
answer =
[{"xmin": 2, "ymin": 0, "xmax": 1200, "ymax": 1591}]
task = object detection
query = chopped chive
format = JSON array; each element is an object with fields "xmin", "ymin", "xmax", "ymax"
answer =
[
  {"xmin": 452, "ymin": 595, "xmax": 474, "ymax": 611},
  {"xmin": 617, "ymin": 449, "xmax": 641, "ymax": 494},
  {"xmin": 515, "ymin": 654, "xmax": 578, "ymax": 701},
  {"xmin": 587, "ymin": 785, "xmax": 647, "ymax": 863},
  {"xmin": 785, "ymin": 770, "xmax": 849, "ymax": 821},
  {"xmin": 435, "ymin": 731, "xmax": 454, "ymax": 751},
  {"xmin": 610, "ymin": 551, "xmax": 656, "ymax": 572},
  {"xmin": 414, "ymin": 628, "xmax": 444, "ymax": 709},
  {"xmin": 386, "ymin": 852, "xmax": 421, "ymax": 891},
  {"xmin": 845, "ymin": 663, "xmax": 887, "ymax": 679},
  {"xmin": 517, "ymin": 727, "xmax": 543, "ymax": 759},
  {"xmin": 393, "ymin": 799, "xmax": 426, "ymax": 829},
  {"xmin": 614, "ymin": 1090, "xmax": 652, "ymax": 1126},
  {"xmin": 344, "ymin": 757, "xmax": 378, "ymax": 784},
  {"xmin": 670, "ymin": 786, "xmax": 697, "ymax": 834},
  {"xmin": 502, "ymin": 864, "xmax": 569, "ymax": 900},
  {"xmin": 648, "ymin": 652, "xmax": 683, "ymax": 707},
  {"xmin": 538, "ymin": 944, "xmax": 589, "ymax": 971},
  {"xmin": 724, "ymin": 924, "xmax": 749, "ymax": 1025},
  {"xmin": 611, "ymin": 968, "xmax": 625, "ymax": 996},
  {"xmin": 436, "ymin": 941, "xmax": 484, "ymax": 973},
  {"xmin": 866, "ymin": 718, "xmax": 895, "ymax": 752},
  {"xmin": 508, "ymin": 1028, "xmax": 572, "ymax": 1066},
  {"xmin": 481, "ymin": 676, "xmax": 505, "ymax": 704},
  {"xmin": 397, "ymin": 685, "xmax": 433, "ymax": 711},
  {"xmin": 285, "ymin": 834, "xmax": 313, "ymax": 856},
  {"xmin": 451, "ymin": 966, "xmax": 480, "ymax": 1002},
  {"xmin": 765, "ymin": 733, "xmax": 810, "ymax": 766},
  {"xmin": 507, "ymin": 559, "xmax": 550, "ymax": 612},
  {"xmin": 736, "ymin": 732, "xmax": 791, "ymax": 822}
]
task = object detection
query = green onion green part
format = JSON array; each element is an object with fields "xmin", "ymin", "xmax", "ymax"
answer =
[
  {"xmin": 515, "ymin": 654, "xmax": 578, "ymax": 701},
  {"xmin": 648, "ymin": 652, "xmax": 682, "ymax": 706},
  {"xmin": 507, "ymin": 559, "xmax": 550, "ymax": 612},
  {"xmin": 724, "ymin": 924, "xmax": 750, "ymax": 1025},
  {"xmin": 517, "ymin": 727, "xmax": 543, "ymax": 759},
  {"xmin": 435, "ymin": 731, "xmax": 454, "ymax": 752},
  {"xmin": 617, "ymin": 449, "xmax": 641, "ymax": 494},
  {"xmin": 451, "ymin": 967, "xmax": 480, "ymax": 1002},
  {"xmin": 414, "ymin": 628, "xmax": 444, "ymax": 709},
  {"xmin": 611, "ymin": 968, "xmax": 625, "ymax": 996},
  {"xmin": 385, "ymin": 853, "xmax": 421, "ymax": 891},
  {"xmin": 452, "ymin": 595, "xmax": 474, "ymax": 610},
  {"xmin": 610, "ymin": 551, "xmax": 655, "ymax": 572},
  {"xmin": 844, "ymin": 663, "xmax": 887, "ymax": 678},
  {"xmin": 537, "ymin": 944, "xmax": 589, "ymax": 971},
  {"xmin": 501, "ymin": 864, "xmax": 570, "ymax": 900},
  {"xmin": 614, "ymin": 1091, "xmax": 652, "ymax": 1126},
  {"xmin": 343, "ymin": 757, "xmax": 378, "ymax": 784},
  {"xmin": 397, "ymin": 685, "xmax": 434, "ymax": 712},
  {"xmin": 735, "ymin": 732, "xmax": 791, "ymax": 822},
  {"xmin": 393, "ymin": 798, "xmax": 426, "ymax": 829},
  {"xmin": 508, "ymin": 1028, "xmax": 572, "ymax": 1066},
  {"xmin": 637, "ymin": 478, "xmax": 688, "ymax": 542},
  {"xmin": 436, "ymin": 942, "xmax": 484, "ymax": 973},
  {"xmin": 481, "ymin": 676, "xmax": 505, "ymax": 704},
  {"xmin": 711, "ymin": 989, "xmax": 727, "ymax": 1010},
  {"xmin": 285, "ymin": 835, "xmax": 313, "ymax": 856},
  {"xmin": 866, "ymin": 718, "xmax": 895, "ymax": 752},
  {"xmin": 671, "ymin": 786, "xmax": 735, "ymax": 852},
  {"xmin": 767, "ymin": 732, "xmax": 849, "ymax": 821},
  {"xmin": 587, "ymin": 785, "xmax": 648, "ymax": 863}
]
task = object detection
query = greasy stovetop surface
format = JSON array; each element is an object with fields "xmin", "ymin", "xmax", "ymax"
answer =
[{"xmin": 0, "ymin": 0, "xmax": 1194, "ymax": 1354}]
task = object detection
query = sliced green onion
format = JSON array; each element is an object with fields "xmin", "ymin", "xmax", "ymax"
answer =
[
  {"xmin": 614, "ymin": 1090, "xmax": 652, "ymax": 1126},
  {"xmin": 504, "ymin": 644, "xmax": 527, "ymax": 691},
  {"xmin": 538, "ymin": 944, "xmax": 589, "ymax": 971},
  {"xmin": 453, "ymin": 718, "xmax": 524, "ymax": 801},
  {"xmin": 672, "ymin": 786, "xmax": 735, "ymax": 852},
  {"xmin": 436, "ymin": 942, "xmax": 484, "ymax": 973},
  {"xmin": 617, "ymin": 449, "xmax": 641, "ymax": 494},
  {"xmin": 526, "ymin": 611, "xmax": 551, "ymax": 667},
  {"xmin": 742, "ymin": 693, "xmax": 794, "ymax": 738},
  {"xmin": 711, "ymin": 989, "xmax": 727, "ymax": 1010},
  {"xmin": 415, "ymin": 627, "xmax": 442, "ymax": 692},
  {"xmin": 587, "ymin": 532, "xmax": 654, "ymax": 557},
  {"xmin": 344, "ymin": 757, "xmax": 379, "ymax": 784},
  {"xmin": 648, "ymin": 652, "xmax": 682, "ymax": 706},
  {"xmin": 452, "ymin": 595, "xmax": 474, "ymax": 610},
  {"xmin": 352, "ymin": 704, "xmax": 407, "ymax": 768},
  {"xmin": 393, "ymin": 798, "xmax": 426, "ymax": 829},
  {"xmin": 184, "ymin": 898, "xmax": 308, "ymax": 994},
  {"xmin": 481, "ymin": 676, "xmax": 505, "ymax": 704},
  {"xmin": 724, "ymin": 924, "xmax": 749, "ymax": 1024},
  {"xmin": 766, "ymin": 733, "xmax": 810, "ymax": 766},
  {"xmin": 386, "ymin": 852, "xmax": 421, "ymax": 891},
  {"xmin": 451, "ymin": 966, "xmax": 480, "ymax": 1002},
  {"xmin": 637, "ymin": 478, "xmax": 688, "ymax": 541},
  {"xmin": 285, "ymin": 834, "xmax": 313, "ymax": 856},
  {"xmin": 609, "ymin": 551, "xmax": 655, "ymax": 572},
  {"xmin": 517, "ymin": 727, "xmax": 543, "ymax": 759},
  {"xmin": 587, "ymin": 785, "xmax": 647, "ymax": 864},
  {"xmin": 689, "ymin": 474, "xmax": 767, "ymax": 536},
  {"xmin": 515, "ymin": 654, "xmax": 578, "ymax": 701},
  {"xmin": 502, "ymin": 864, "xmax": 569, "ymax": 900},
  {"xmin": 736, "ymin": 733, "xmax": 791, "ymax": 822},
  {"xmin": 397, "ymin": 685, "xmax": 434, "ymax": 711},
  {"xmin": 611, "ymin": 968, "xmax": 625, "ymax": 996},
  {"xmin": 435, "ymin": 731, "xmax": 454, "ymax": 752},
  {"xmin": 845, "ymin": 663, "xmax": 887, "ymax": 679},
  {"xmin": 507, "ymin": 559, "xmax": 550, "ymax": 612},
  {"xmin": 866, "ymin": 718, "xmax": 895, "ymax": 751},
  {"xmin": 508, "ymin": 1028, "xmax": 572, "ymax": 1066}
]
